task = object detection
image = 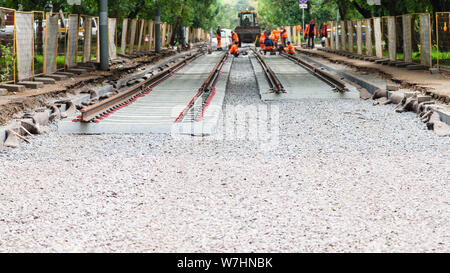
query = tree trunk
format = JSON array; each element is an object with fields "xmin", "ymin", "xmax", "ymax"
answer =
[
  {"xmin": 351, "ymin": 0, "xmax": 372, "ymax": 18},
  {"xmin": 170, "ymin": 1, "xmax": 185, "ymax": 46}
]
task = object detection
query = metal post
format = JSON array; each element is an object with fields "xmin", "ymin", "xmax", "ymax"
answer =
[
  {"xmin": 302, "ymin": 8, "xmax": 304, "ymax": 43},
  {"xmin": 155, "ymin": 5, "xmax": 161, "ymax": 53},
  {"xmin": 99, "ymin": 0, "xmax": 109, "ymax": 70}
]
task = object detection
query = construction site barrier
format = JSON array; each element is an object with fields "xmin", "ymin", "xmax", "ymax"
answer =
[
  {"xmin": 436, "ymin": 12, "xmax": 450, "ymax": 70},
  {"xmin": 0, "ymin": 6, "xmax": 210, "ymax": 84},
  {"xmin": 325, "ymin": 12, "xmax": 443, "ymax": 69}
]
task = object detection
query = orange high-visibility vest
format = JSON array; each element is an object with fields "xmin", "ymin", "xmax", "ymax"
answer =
[
  {"xmin": 273, "ymin": 29, "xmax": 281, "ymax": 40},
  {"xmin": 287, "ymin": 44, "xmax": 295, "ymax": 54},
  {"xmin": 269, "ymin": 33, "xmax": 275, "ymax": 42},
  {"xmin": 305, "ymin": 24, "xmax": 317, "ymax": 36},
  {"xmin": 230, "ymin": 44, "xmax": 239, "ymax": 54},
  {"xmin": 296, "ymin": 25, "xmax": 302, "ymax": 32},
  {"xmin": 282, "ymin": 27, "xmax": 288, "ymax": 38},
  {"xmin": 260, "ymin": 32, "xmax": 266, "ymax": 48},
  {"xmin": 232, "ymin": 32, "xmax": 239, "ymax": 43}
]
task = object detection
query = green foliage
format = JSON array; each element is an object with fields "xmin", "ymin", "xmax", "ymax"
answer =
[
  {"xmin": 212, "ymin": 0, "xmax": 257, "ymax": 29},
  {"xmin": 0, "ymin": 44, "xmax": 14, "ymax": 82}
]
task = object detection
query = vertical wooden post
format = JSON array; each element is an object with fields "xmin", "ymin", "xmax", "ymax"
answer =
[
  {"xmin": 120, "ymin": 18, "xmax": 128, "ymax": 54},
  {"xmin": 357, "ymin": 20, "xmax": 363, "ymax": 55},
  {"xmin": 374, "ymin": 17, "xmax": 382, "ymax": 58}
]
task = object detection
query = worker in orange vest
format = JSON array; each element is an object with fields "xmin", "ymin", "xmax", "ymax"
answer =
[
  {"xmin": 281, "ymin": 27, "xmax": 288, "ymax": 47},
  {"xmin": 259, "ymin": 31, "xmax": 266, "ymax": 51},
  {"xmin": 231, "ymin": 31, "xmax": 239, "ymax": 45},
  {"xmin": 304, "ymin": 19, "xmax": 317, "ymax": 49},
  {"xmin": 284, "ymin": 41, "xmax": 295, "ymax": 55},
  {"xmin": 230, "ymin": 41, "xmax": 240, "ymax": 57},
  {"xmin": 263, "ymin": 34, "xmax": 275, "ymax": 54},
  {"xmin": 296, "ymin": 25, "xmax": 302, "ymax": 44},
  {"xmin": 216, "ymin": 25, "xmax": 222, "ymax": 51},
  {"xmin": 272, "ymin": 28, "xmax": 281, "ymax": 47}
]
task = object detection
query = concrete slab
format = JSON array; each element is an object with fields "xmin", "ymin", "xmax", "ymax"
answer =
[
  {"xmin": 406, "ymin": 64, "xmax": 428, "ymax": 70},
  {"xmin": 417, "ymin": 95, "xmax": 432, "ymax": 103},
  {"xmin": 296, "ymin": 54, "xmax": 387, "ymax": 94},
  {"xmin": 17, "ymin": 81, "xmax": 44, "ymax": 89},
  {"xmin": 250, "ymin": 55, "xmax": 359, "ymax": 101},
  {"xmin": 0, "ymin": 84, "xmax": 26, "ymax": 92},
  {"xmin": 374, "ymin": 58, "xmax": 390, "ymax": 64},
  {"xmin": 55, "ymin": 72, "xmax": 75, "ymax": 77},
  {"xmin": 67, "ymin": 68, "xmax": 87, "ymax": 74},
  {"xmin": 34, "ymin": 77, "xmax": 56, "ymax": 84},
  {"xmin": 59, "ymin": 52, "xmax": 231, "ymax": 135},
  {"xmin": 45, "ymin": 74, "xmax": 68, "ymax": 81},
  {"xmin": 394, "ymin": 62, "xmax": 410, "ymax": 68}
]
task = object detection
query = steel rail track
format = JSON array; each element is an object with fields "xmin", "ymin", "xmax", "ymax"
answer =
[
  {"xmin": 281, "ymin": 52, "xmax": 348, "ymax": 92},
  {"xmin": 175, "ymin": 51, "xmax": 229, "ymax": 123},
  {"xmin": 77, "ymin": 51, "xmax": 204, "ymax": 123},
  {"xmin": 251, "ymin": 49, "xmax": 286, "ymax": 94}
]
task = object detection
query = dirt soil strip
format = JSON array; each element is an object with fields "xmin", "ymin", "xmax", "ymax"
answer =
[
  {"xmin": 295, "ymin": 48, "xmax": 450, "ymax": 104},
  {"xmin": 0, "ymin": 49, "xmax": 180, "ymax": 126}
]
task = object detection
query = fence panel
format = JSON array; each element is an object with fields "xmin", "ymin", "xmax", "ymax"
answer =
[
  {"xmin": 15, "ymin": 11, "xmax": 33, "ymax": 81},
  {"xmin": 356, "ymin": 20, "xmax": 363, "ymax": 55},
  {"xmin": 340, "ymin": 21, "xmax": 346, "ymax": 51},
  {"xmin": 436, "ymin": 12, "xmax": 450, "ymax": 70},
  {"xmin": 365, "ymin": 18, "xmax": 373, "ymax": 56},
  {"xmin": 108, "ymin": 18, "xmax": 117, "ymax": 60},
  {"xmin": 347, "ymin": 20, "xmax": 354, "ymax": 52},
  {"xmin": 120, "ymin": 18, "xmax": 128, "ymax": 54},
  {"xmin": 387, "ymin": 16, "xmax": 396, "ymax": 60},
  {"xmin": 44, "ymin": 12, "xmax": 58, "ymax": 74},
  {"xmin": 419, "ymin": 13, "xmax": 432, "ymax": 67},
  {"xmin": 373, "ymin": 17, "xmax": 382, "ymax": 58},
  {"xmin": 128, "ymin": 19, "xmax": 137, "ymax": 54},
  {"xmin": 402, "ymin": 15, "xmax": 413, "ymax": 63},
  {"xmin": 66, "ymin": 14, "xmax": 79, "ymax": 68}
]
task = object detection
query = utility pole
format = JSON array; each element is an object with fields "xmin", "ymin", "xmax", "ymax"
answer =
[
  {"xmin": 302, "ymin": 8, "xmax": 304, "ymax": 42},
  {"xmin": 99, "ymin": 0, "xmax": 109, "ymax": 70},
  {"xmin": 155, "ymin": 4, "xmax": 161, "ymax": 53}
]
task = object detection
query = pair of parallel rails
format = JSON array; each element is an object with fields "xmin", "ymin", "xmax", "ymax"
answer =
[{"xmin": 78, "ymin": 51, "xmax": 228, "ymax": 123}]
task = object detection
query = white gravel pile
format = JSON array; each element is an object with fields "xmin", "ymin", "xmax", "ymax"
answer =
[{"xmin": 0, "ymin": 56, "xmax": 449, "ymax": 252}]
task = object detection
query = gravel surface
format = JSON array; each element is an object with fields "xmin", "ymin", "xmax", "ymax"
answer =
[{"xmin": 0, "ymin": 55, "xmax": 449, "ymax": 253}]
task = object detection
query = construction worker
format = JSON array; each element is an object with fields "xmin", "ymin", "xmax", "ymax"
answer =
[
  {"xmin": 319, "ymin": 22, "xmax": 327, "ymax": 38},
  {"xmin": 272, "ymin": 28, "xmax": 281, "ymax": 47},
  {"xmin": 230, "ymin": 41, "xmax": 240, "ymax": 57},
  {"xmin": 296, "ymin": 25, "xmax": 302, "ymax": 43},
  {"xmin": 263, "ymin": 35, "xmax": 274, "ymax": 54},
  {"xmin": 259, "ymin": 31, "xmax": 266, "ymax": 51},
  {"xmin": 216, "ymin": 25, "xmax": 222, "ymax": 51},
  {"xmin": 320, "ymin": 22, "xmax": 328, "ymax": 47},
  {"xmin": 281, "ymin": 26, "xmax": 288, "ymax": 47},
  {"xmin": 231, "ymin": 31, "xmax": 239, "ymax": 45},
  {"xmin": 304, "ymin": 19, "xmax": 317, "ymax": 49},
  {"xmin": 284, "ymin": 41, "xmax": 295, "ymax": 55}
]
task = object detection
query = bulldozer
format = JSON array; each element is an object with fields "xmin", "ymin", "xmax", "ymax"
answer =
[{"xmin": 234, "ymin": 9, "xmax": 261, "ymax": 47}]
